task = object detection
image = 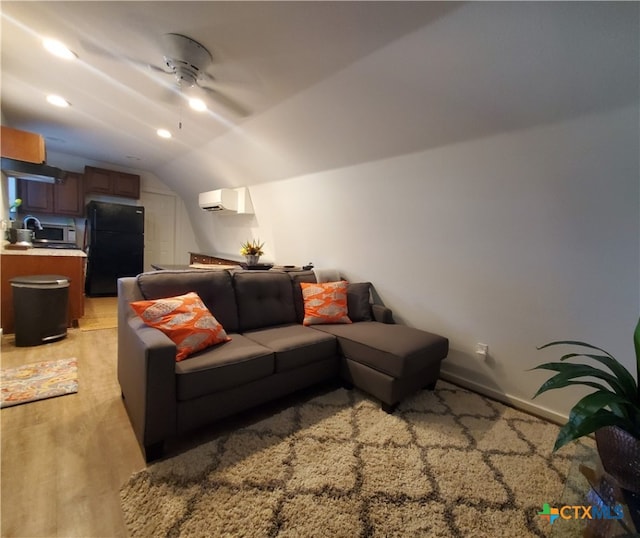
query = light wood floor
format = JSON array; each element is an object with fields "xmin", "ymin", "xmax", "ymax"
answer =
[
  {"xmin": 1, "ymin": 298, "xmax": 144, "ymax": 537},
  {"xmin": 78, "ymin": 297, "xmax": 118, "ymax": 331}
]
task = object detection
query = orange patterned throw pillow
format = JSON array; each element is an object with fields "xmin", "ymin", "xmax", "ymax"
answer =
[
  {"xmin": 130, "ymin": 292, "xmax": 231, "ymax": 361},
  {"xmin": 300, "ymin": 281, "xmax": 352, "ymax": 326}
]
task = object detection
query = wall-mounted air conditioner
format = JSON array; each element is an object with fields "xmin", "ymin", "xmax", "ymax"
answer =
[{"xmin": 198, "ymin": 187, "xmax": 253, "ymax": 214}]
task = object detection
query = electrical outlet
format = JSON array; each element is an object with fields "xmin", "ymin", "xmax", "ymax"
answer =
[{"xmin": 475, "ymin": 343, "xmax": 489, "ymax": 359}]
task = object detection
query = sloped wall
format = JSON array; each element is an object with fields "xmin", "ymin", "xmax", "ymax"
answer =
[{"xmin": 209, "ymin": 104, "xmax": 639, "ymax": 422}]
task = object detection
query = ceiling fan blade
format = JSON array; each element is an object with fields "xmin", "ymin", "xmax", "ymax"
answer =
[
  {"xmin": 81, "ymin": 39, "xmax": 173, "ymax": 75},
  {"xmin": 149, "ymin": 63, "xmax": 174, "ymax": 75},
  {"xmin": 197, "ymin": 83, "xmax": 251, "ymax": 117},
  {"xmin": 200, "ymin": 63, "xmax": 260, "ymax": 88}
]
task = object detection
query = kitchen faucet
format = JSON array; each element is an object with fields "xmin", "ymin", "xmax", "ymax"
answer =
[{"xmin": 23, "ymin": 215, "xmax": 43, "ymax": 230}]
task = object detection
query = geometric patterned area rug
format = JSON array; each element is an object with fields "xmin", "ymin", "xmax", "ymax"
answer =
[
  {"xmin": 0, "ymin": 358, "xmax": 78, "ymax": 408},
  {"xmin": 120, "ymin": 382, "xmax": 591, "ymax": 537}
]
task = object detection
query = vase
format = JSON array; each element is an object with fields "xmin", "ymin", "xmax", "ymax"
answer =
[
  {"xmin": 245, "ymin": 254, "xmax": 260, "ymax": 266},
  {"xmin": 595, "ymin": 425, "xmax": 640, "ymax": 493}
]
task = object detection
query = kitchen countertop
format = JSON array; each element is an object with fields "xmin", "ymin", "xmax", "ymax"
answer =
[{"xmin": 2, "ymin": 244, "xmax": 87, "ymax": 257}]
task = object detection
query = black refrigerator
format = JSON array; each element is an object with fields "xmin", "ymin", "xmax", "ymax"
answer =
[{"xmin": 85, "ymin": 201, "xmax": 145, "ymax": 297}]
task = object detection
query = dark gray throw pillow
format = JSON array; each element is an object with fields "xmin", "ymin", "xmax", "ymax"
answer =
[{"xmin": 347, "ymin": 282, "xmax": 372, "ymax": 322}]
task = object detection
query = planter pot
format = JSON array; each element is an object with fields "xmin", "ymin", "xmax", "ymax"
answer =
[
  {"xmin": 244, "ymin": 255, "xmax": 260, "ymax": 266},
  {"xmin": 595, "ymin": 425, "xmax": 640, "ymax": 493}
]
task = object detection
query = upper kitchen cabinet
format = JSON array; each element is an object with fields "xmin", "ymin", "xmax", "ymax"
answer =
[
  {"xmin": 19, "ymin": 179, "xmax": 53, "ymax": 213},
  {"xmin": 18, "ymin": 172, "xmax": 84, "ymax": 217},
  {"xmin": 54, "ymin": 172, "xmax": 84, "ymax": 215},
  {"xmin": 0, "ymin": 126, "xmax": 46, "ymax": 164},
  {"xmin": 84, "ymin": 166, "xmax": 140, "ymax": 199}
]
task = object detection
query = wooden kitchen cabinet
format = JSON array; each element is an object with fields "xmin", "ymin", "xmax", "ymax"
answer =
[
  {"xmin": 113, "ymin": 171, "xmax": 141, "ymax": 198},
  {"xmin": 83, "ymin": 166, "xmax": 111, "ymax": 194},
  {"xmin": 18, "ymin": 172, "xmax": 84, "ymax": 217},
  {"xmin": 84, "ymin": 166, "xmax": 140, "ymax": 199},
  {"xmin": 189, "ymin": 252, "xmax": 239, "ymax": 265},
  {"xmin": 19, "ymin": 180, "xmax": 54, "ymax": 213},
  {"xmin": 1, "ymin": 126, "xmax": 46, "ymax": 164},
  {"xmin": 53, "ymin": 172, "xmax": 83, "ymax": 216},
  {"xmin": 1, "ymin": 251, "xmax": 86, "ymax": 334}
]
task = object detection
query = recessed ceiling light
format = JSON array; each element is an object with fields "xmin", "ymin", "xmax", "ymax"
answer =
[
  {"xmin": 42, "ymin": 38, "xmax": 77, "ymax": 60},
  {"xmin": 46, "ymin": 94, "xmax": 70, "ymax": 107},
  {"xmin": 157, "ymin": 128, "xmax": 172, "ymax": 139},
  {"xmin": 189, "ymin": 98, "xmax": 207, "ymax": 112}
]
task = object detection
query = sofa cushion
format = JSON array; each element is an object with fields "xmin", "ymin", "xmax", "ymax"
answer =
[
  {"xmin": 175, "ymin": 334, "xmax": 274, "ymax": 401},
  {"xmin": 313, "ymin": 322, "xmax": 448, "ymax": 378},
  {"xmin": 289, "ymin": 271, "xmax": 317, "ymax": 323},
  {"xmin": 137, "ymin": 269, "xmax": 239, "ymax": 333},
  {"xmin": 243, "ymin": 324, "xmax": 337, "ymax": 372},
  {"xmin": 347, "ymin": 282, "xmax": 373, "ymax": 322},
  {"xmin": 130, "ymin": 291, "xmax": 231, "ymax": 361},
  {"xmin": 234, "ymin": 271, "xmax": 297, "ymax": 331},
  {"xmin": 301, "ymin": 281, "xmax": 352, "ymax": 325}
]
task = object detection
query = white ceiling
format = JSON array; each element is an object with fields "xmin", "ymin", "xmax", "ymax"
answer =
[
  {"xmin": 1, "ymin": 2, "xmax": 453, "ymax": 170},
  {"xmin": 2, "ymin": 2, "xmax": 638, "ymax": 197}
]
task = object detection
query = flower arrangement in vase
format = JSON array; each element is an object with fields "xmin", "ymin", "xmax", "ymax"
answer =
[{"xmin": 240, "ymin": 239, "xmax": 264, "ymax": 265}]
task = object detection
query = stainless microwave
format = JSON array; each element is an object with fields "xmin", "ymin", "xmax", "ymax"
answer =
[{"xmin": 33, "ymin": 223, "xmax": 77, "ymax": 244}]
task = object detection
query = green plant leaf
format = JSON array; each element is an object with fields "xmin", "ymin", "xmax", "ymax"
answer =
[
  {"xmin": 571, "ymin": 390, "xmax": 634, "ymax": 421},
  {"xmin": 531, "ymin": 379, "xmax": 609, "ymax": 399},
  {"xmin": 538, "ymin": 340, "xmax": 614, "ymax": 357},
  {"xmin": 553, "ymin": 408, "xmax": 629, "ymax": 451},
  {"xmin": 530, "ymin": 363, "xmax": 626, "ymax": 398},
  {"xmin": 609, "ymin": 401, "xmax": 630, "ymax": 420},
  {"xmin": 557, "ymin": 353, "xmax": 637, "ymax": 400}
]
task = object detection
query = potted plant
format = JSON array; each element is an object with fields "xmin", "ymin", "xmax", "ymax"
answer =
[
  {"xmin": 532, "ymin": 317, "xmax": 640, "ymax": 492},
  {"xmin": 240, "ymin": 239, "xmax": 264, "ymax": 266}
]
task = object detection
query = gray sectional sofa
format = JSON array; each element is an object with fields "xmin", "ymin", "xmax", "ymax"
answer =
[{"xmin": 117, "ymin": 269, "xmax": 448, "ymax": 461}]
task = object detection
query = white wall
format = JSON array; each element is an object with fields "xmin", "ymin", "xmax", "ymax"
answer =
[{"xmin": 209, "ymin": 104, "xmax": 639, "ymax": 422}]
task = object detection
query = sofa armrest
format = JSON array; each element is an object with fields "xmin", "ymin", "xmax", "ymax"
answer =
[
  {"xmin": 117, "ymin": 278, "xmax": 177, "ymax": 452},
  {"xmin": 371, "ymin": 304, "xmax": 394, "ymax": 324}
]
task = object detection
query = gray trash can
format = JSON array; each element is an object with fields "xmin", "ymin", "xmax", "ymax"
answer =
[{"xmin": 10, "ymin": 275, "xmax": 70, "ymax": 347}]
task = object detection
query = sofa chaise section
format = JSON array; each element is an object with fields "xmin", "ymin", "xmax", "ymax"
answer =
[{"xmin": 314, "ymin": 321, "xmax": 448, "ymax": 412}]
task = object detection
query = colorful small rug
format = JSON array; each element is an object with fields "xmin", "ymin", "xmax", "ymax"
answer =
[{"xmin": 1, "ymin": 358, "xmax": 78, "ymax": 408}]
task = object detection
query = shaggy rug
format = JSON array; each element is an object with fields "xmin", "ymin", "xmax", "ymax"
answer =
[
  {"xmin": 120, "ymin": 382, "xmax": 590, "ymax": 537},
  {"xmin": 0, "ymin": 358, "xmax": 78, "ymax": 408}
]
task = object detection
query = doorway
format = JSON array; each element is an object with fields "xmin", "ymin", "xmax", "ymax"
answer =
[{"xmin": 141, "ymin": 191, "xmax": 176, "ymax": 271}]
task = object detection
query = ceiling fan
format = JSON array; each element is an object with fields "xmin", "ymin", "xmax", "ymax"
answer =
[{"xmin": 149, "ymin": 33, "xmax": 250, "ymax": 118}]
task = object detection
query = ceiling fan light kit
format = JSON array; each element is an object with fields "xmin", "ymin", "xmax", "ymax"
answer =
[
  {"xmin": 189, "ymin": 98, "xmax": 207, "ymax": 112},
  {"xmin": 46, "ymin": 95, "xmax": 70, "ymax": 108},
  {"xmin": 161, "ymin": 33, "xmax": 212, "ymax": 88},
  {"xmin": 152, "ymin": 33, "xmax": 249, "ymax": 117}
]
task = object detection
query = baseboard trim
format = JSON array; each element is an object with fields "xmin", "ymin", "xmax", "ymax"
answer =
[{"xmin": 439, "ymin": 371, "xmax": 568, "ymax": 426}]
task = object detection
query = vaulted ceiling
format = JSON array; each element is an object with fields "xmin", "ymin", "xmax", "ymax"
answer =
[{"xmin": 2, "ymin": 2, "xmax": 637, "ymax": 199}]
